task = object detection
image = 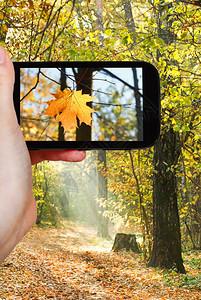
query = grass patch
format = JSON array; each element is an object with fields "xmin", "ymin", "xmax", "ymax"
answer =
[{"xmin": 162, "ymin": 250, "xmax": 201, "ymax": 290}]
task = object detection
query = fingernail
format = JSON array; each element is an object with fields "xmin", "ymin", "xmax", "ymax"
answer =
[
  {"xmin": 70, "ymin": 150, "xmax": 86, "ymax": 161},
  {"xmin": 0, "ymin": 47, "xmax": 5, "ymax": 64}
]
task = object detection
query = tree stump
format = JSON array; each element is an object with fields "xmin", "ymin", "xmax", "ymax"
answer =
[{"xmin": 112, "ymin": 233, "xmax": 140, "ymax": 253}]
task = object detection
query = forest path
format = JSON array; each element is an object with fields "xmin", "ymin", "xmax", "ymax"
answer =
[{"xmin": 0, "ymin": 221, "xmax": 200, "ymax": 299}]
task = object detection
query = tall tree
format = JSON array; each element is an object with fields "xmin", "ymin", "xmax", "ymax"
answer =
[
  {"xmin": 148, "ymin": 2, "xmax": 185, "ymax": 273},
  {"xmin": 148, "ymin": 129, "xmax": 185, "ymax": 272}
]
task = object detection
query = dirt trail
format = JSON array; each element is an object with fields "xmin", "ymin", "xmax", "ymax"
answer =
[{"xmin": 0, "ymin": 222, "xmax": 200, "ymax": 299}]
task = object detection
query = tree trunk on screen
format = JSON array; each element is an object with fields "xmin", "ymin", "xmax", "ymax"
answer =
[
  {"xmin": 74, "ymin": 68, "xmax": 93, "ymax": 141},
  {"xmin": 58, "ymin": 67, "xmax": 66, "ymax": 141},
  {"xmin": 132, "ymin": 68, "xmax": 143, "ymax": 141}
]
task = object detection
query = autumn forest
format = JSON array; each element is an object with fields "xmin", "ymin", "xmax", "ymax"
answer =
[{"xmin": 0, "ymin": 0, "xmax": 201, "ymax": 299}]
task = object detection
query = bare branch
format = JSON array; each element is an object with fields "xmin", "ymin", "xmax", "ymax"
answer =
[
  {"xmin": 20, "ymin": 69, "xmax": 41, "ymax": 102},
  {"xmin": 179, "ymin": 0, "xmax": 201, "ymax": 7}
]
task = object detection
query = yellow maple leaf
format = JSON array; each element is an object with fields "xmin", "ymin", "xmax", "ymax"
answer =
[{"xmin": 43, "ymin": 88, "xmax": 95, "ymax": 131}]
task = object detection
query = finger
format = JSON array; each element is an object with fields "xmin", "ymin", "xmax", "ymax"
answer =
[
  {"xmin": 29, "ymin": 150, "xmax": 86, "ymax": 165},
  {"xmin": 0, "ymin": 47, "xmax": 17, "ymax": 128}
]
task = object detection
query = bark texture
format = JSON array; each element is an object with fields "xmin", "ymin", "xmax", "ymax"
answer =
[{"xmin": 148, "ymin": 129, "xmax": 185, "ymax": 273}]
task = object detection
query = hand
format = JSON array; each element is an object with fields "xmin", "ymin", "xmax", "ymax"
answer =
[{"xmin": 0, "ymin": 47, "xmax": 86, "ymax": 263}]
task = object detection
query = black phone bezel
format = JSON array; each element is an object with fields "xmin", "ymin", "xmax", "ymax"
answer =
[{"xmin": 13, "ymin": 61, "xmax": 160, "ymax": 150}]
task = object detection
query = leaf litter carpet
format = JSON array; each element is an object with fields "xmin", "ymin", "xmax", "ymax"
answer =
[{"xmin": 0, "ymin": 222, "xmax": 200, "ymax": 299}]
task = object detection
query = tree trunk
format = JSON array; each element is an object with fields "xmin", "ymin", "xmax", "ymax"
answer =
[
  {"xmin": 58, "ymin": 67, "xmax": 66, "ymax": 141},
  {"xmin": 132, "ymin": 68, "xmax": 143, "ymax": 141},
  {"xmin": 121, "ymin": 0, "xmax": 136, "ymax": 43},
  {"xmin": 179, "ymin": 0, "xmax": 201, "ymax": 7},
  {"xmin": 36, "ymin": 202, "xmax": 44, "ymax": 225},
  {"xmin": 96, "ymin": 0, "xmax": 104, "ymax": 45},
  {"xmin": 129, "ymin": 150, "xmax": 151, "ymax": 254},
  {"xmin": 148, "ymin": 129, "xmax": 185, "ymax": 273},
  {"xmin": 60, "ymin": 191, "xmax": 69, "ymax": 218},
  {"xmin": 75, "ymin": 68, "xmax": 93, "ymax": 141},
  {"xmin": 112, "ymin": 233, "xmax": 140, "ymax": 253},
  {"xmin": 194, "ymin": 173, "xmax": 201, "ymax": 249},
  {"xmin": 97, "ymin": 150, "xmax": 110, "ymax": 238}
]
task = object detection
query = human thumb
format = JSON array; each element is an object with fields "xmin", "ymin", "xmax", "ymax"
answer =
[{"xmin": 0, "ymin": 46, "xmax": 17, "ymax": 128}]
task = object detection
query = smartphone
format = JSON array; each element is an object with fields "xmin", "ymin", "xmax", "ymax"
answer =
[{"xmin": 13, "ymin": 61, "xmax": 160, "ymax": 150}]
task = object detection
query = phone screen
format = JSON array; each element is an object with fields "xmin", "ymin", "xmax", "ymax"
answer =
[{"xmin": 20, "ymin": 67, "xmax": 143, "ymax": 142}]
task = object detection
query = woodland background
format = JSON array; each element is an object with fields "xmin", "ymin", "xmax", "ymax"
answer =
[{"xmin": 0, "ymin": 0, "xmax": 201, "ymax": 298}]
